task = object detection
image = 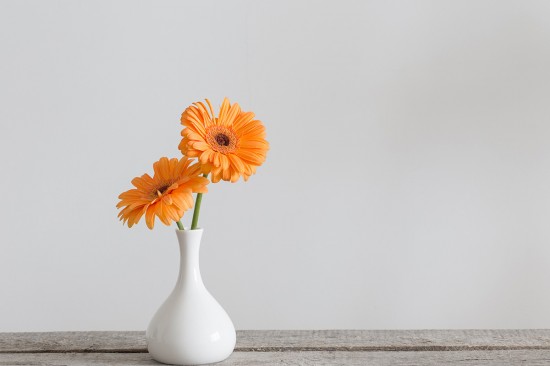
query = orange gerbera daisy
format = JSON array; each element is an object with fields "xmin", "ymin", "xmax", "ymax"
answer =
[
  {"xmin": 117, "ymin": 157, "xmax": 209, "ymax": 229},
  {"xmin": 179, "ymin": 98, "xmax": 269, "ymax": 183}
]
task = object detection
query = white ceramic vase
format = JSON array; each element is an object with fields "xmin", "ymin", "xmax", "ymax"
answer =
[{"xmin": 146, "ymin": 229, "xmax": 236, "ymax": 365}]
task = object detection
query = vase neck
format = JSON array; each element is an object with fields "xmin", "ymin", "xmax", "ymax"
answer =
[{"xmin": 175, "ymin": 229, "xmax": 204, "ymax": 287}]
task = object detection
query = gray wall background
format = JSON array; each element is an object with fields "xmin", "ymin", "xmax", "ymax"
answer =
[{"xmin": 1, "ymin": 0, "xmax": 550, "ymax": 331}]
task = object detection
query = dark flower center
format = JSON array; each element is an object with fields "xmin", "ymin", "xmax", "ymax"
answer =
[
  {"xmin": 215, "ymin": 133, "xmax": 230, "ymax": 146},
  {"xmin": 206, "ymin": 126, "xmax": 238, "ymax": 153},
  {"xmin": 157, "ymin": 184, "xmax": 170, "ymax": 195}
]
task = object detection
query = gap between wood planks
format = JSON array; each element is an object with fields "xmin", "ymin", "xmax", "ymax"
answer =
[{"xmin": 5, "ymin": 345, "xmax": 550, "ymax": 354}]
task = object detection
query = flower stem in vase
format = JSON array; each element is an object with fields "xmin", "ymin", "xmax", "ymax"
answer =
[{"xmin": 191, "ymin": 174, "xmax": 208, "ymax": 230}]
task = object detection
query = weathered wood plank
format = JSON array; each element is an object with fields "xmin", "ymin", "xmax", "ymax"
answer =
[
  {"xmin": 0, "ymin": 331, "xmax": 146, "ymax": 354},
  {"xmin": 2, "ymin": 350, "xmax": 550, "ymax": 366},
  {"xmin": 1, "ymin": 330, "xmax": 549, "ymax": 353},
  {"xmin": 236, "ymin": 329, "xmax": 550, "ymax": 351}
]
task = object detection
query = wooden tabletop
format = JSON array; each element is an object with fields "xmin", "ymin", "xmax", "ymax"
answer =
[{"xmin": 1, "ymin": 330, "xmax": 549, "ymax": 365}]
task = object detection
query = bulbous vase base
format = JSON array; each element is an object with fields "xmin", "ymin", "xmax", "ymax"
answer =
[{"xmin": 146, "ymin": 229, "xmax": 236, "ymax": 365}]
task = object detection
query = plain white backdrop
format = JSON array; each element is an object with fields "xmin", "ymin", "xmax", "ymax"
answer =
[{"xmin": 1, "ymin": 0, "xmax": 550, "ymax": 331}]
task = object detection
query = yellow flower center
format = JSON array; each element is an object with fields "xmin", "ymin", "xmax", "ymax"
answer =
[{"xmin": 207, "ymin": 126, "xmax": 237, "ymax": 154}]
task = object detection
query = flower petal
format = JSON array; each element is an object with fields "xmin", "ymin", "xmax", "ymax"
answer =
[
  {"xmin": 145, "ymin": 204, "xmax": 156, "ymax": 229},
  {"xmin": 117, "ymin": 156, "xmax": 206, "ymax": 229}
]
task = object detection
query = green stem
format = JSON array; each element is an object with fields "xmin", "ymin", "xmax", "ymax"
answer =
[
  {"xmin": 191, "ymin": 173, "xmax": 208, "ymax": 230},
  {"xmin": 176, "ymin": 220, "xmax": 184, "ymax": 230}
]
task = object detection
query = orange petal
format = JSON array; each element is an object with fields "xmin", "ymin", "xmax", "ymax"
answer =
[
  {"xmin": 236, "ymin": 150, "xmax": 264, "ymax": 165},
  {"xmin": 211, "ymin": 168, "xmax": 222, "ymax": 183},
  {"xmin": 213, "ymin": 152, "xmax": 221, "ymax": 167},
  {"xmin": 205, "ymin": 99, "xmax": 216, "ymax": 121},
  {"xmin": 238, "ymin": 139, "xmax": 269, "ymax": 149},
  {"xmin": 162, "ymin": 194, "xmax": 173, "ymax": 205},
  {"xmin": 171, "ymin": 193, "xmax": 188, "ymax": 211},
  {"xmin": 200, "ymin": 162, "xmax": 212, "ymax": 174},
  {"xmin": 183, "ymin": 192, "xmax": 194, "ymax": 208},
  {"xmin": 128, "ymin": 206, "xmax": 147, "ymax": 227},
  {"xmin": 199, "ymin": 149, "xmax": 212, "ymax": 164},
  {"xmin": 233, "ymin": 111, "xmax": 255, "ymax": 131},
  {"xmin": 185, "ymin": 149, "xmax": 200, "ymax": 157},
  {"xmin": 228, "ymin": 154, "xmax": 246, "ymax": 173},
  {"xmin": 238, "ymin": 121, "xmax": 265, "ymax": 137},
  {"xmin": 220, "ymin": 154, "xmax": 230, "ymax": 171},
  {"xmin": 153, "ymin": 157, "xmax": 170, "ymax": 181},
  {"xmin": 164, "ymin": 203, "xmax": 181, "ymax": 222},
  {"xmin": 192, "ymin": 141, "xmax": 210, "ymax": 151},
  {"xmin": 178, "ymin": 138, "xmax": 190, "ymax": 153},
  {"xmin": 222, "ymin": 166, "xmax": 231, "ymax": 181},
  {"xmin": 156, "ymin": 202, "xmax": 170, "ymax": 225},
  {"xmin": 217, "ymin": 98, "xmax": 231, "ymax": 125},
  {"xmin": 194, "ymin": 101, "xmax": 214, "ymax": 127},
  {"xmin": 184, "ymin": 130, "xmax": 205, "ymax": 141},
  {"xmin": 230, "ymin": 168, "xmax": 240, "ymax": 183},
  {"xmin": 222, "ymin": 102, "xmax": 241, "ymax": 127},
  {"xmin": 145, "ymin": 204, "xmax": 156, "ymax": 229}
]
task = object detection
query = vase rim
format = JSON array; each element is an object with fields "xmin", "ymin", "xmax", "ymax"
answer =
[{"xmin": 175, "ymin": 227, "xmax": 203, "ymax": 232}]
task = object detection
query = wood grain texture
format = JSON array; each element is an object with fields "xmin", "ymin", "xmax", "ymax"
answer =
[
  {"xmin": 0, "ymin": 331, "xmax": 146, "ymax": 353},
  {"xmin": 235, "ymin": 329, "xmax": 550, "ymax": 352},
  {"xmin": 2, "ymin": 330, "xmax": 550, "ymax": 365},
  {"xmin": 1, "ymin": 350, "xmax": 550, "ymax": 366},
  {"xmin": 1, "ymin": 330, "xmax": 549, "ymax": 353}
]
